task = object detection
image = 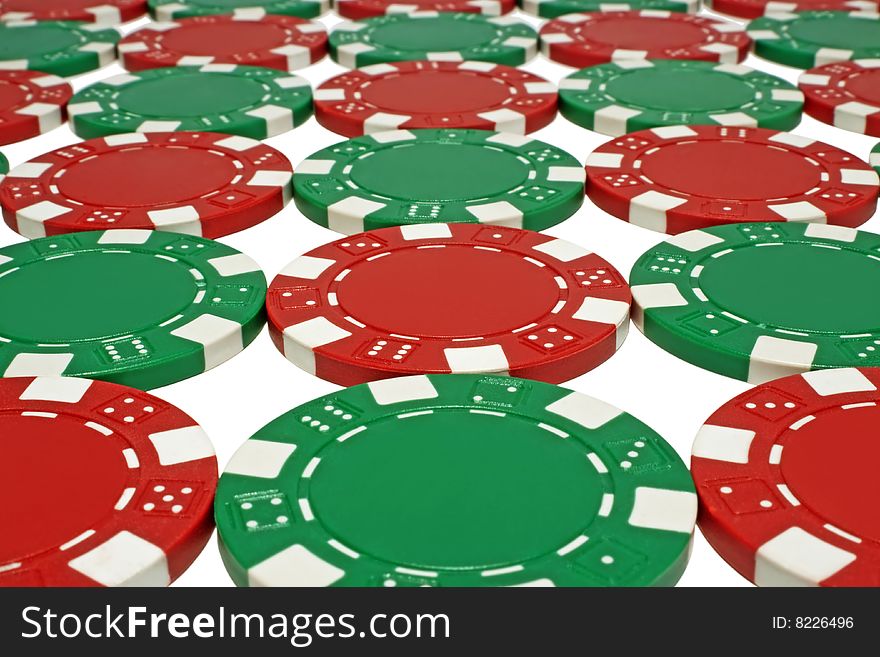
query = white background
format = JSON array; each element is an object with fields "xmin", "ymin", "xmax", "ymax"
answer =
[{"xmin": 2, "ymin": 6, "xmax": 877, "ymax": 588}]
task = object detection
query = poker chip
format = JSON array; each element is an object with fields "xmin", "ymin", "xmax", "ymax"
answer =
[
  {"xmin": 0, "ymin": 71, "xmax": 72, "ymax": 147},
  {"xmin": 294, "ymin": 129, "xmax": 584, "ymax": 234},
  {"xmin": 266, "ymin": 223, "xmax": 627, "ymax": 385},
  {"xmin": 872, "ymin": 142, "xmax": 880, "ymax": 174},
  {"xmin": 0, "ymin": 152, "xmax": 7, "ymax": 175},
  {"xmin": 0, "ymin": 0, "xmax": 146, "ymax": 24},
  {"xmin": 692, "ymin": 367, "xmax": 880, "ymax": 586},
  {"xmin": 585, "ymin": 126, "xmax": 879, "ymax": 234},
  {"xmin": 0, "ymin": 132, "xmax": 293, "ymax": 239},
  {"xmin": 540, "ymin": 12, "xmax": 752, "ymax": 68},
  {"xmin": 519, "ymin": 0, "xmax": 698, "ymax": 19},
  {"xmin": 0, "ymin": 230, "xmax": 266, "ymax": 389},
  {"xmin": 798, "ymin": 60, "xmax": 880, "ymax": 136},
  {"xmin": 68, "ymin": 65, "xmax": 313, "ymax": 140},
  {"xmin": 215, "ymin": 373, "xmax": 697, "ymax": 587},
  {"xmin": 119, "ymin": 15, "xmax": 327, "ymax": 72},
  {"xmin": 314, "ymin": 61, "xmax": 557, "ymax": 137},
  {"xmin": 0, "ymin": 21, "xmax": 119, "ymax": 77},
  {"xmin": 0, "ymin": 376, "xmax": 217, "ymax": 587},
  {"xmin": 335, "ymin": 0, "xmax": 516, "ymax": 19},
  {"xmin": 748, "ymin": 11, "xmax": 880, "ymax": 69},
  {"xmin": 561, "ymin": 61, "xmax": 803, "ymax": 137},
  {"xmin": 707, "ymin": 0, "xmax": 878, "ymax": 20},
  {"xmin": 329, "ymin": 13, "xmax": 538, "ymax": 69},
  {"xmin": 630, "ymin": 223, "xmax": 880, "ymax": 383},
  {"xmin": 148, "ymin": 0, "xmax": 329, "ymax": 20}
]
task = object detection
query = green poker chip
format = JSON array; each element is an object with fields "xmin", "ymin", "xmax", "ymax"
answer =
[
  {"xmin": 68, "ymin": 65, "xmax": 313, "ymax": 140},
  {"xmin": 559, "ymin": 60, "xmax": 804, "ymax": 137},
  {"xmin": 294, "ymin": 129, "xmax": 585, "ymax": 234},
  {"xmin": 0, "ymin": 230, "xmax": 266, "ymax": 390},
  {"xmin": 0, "ymin": 21, "xmax": 119, "ymax": 77},
  {"xmin": 329, "ymin": 13, "xmax": 538, "ymax": 68},
  {"xmin": 215, "ymin": 373, "xmax": 697, "ymax": 587},
  {"xmin": 0, "ymin": 152, "xmax": 7, "ymax": 176},
  {"xmin": 518, "ymin": 0, "xmax": 697, "ymax": 18},
  {"xmin": 749, "ymin": 11, "xmax": 880, "ymax": 69},
  {"xmin": 148, "ymin": 0, "xmax": 329, "ymax": 19},
  {"xmin": 872, "ymin": 142, "xmax": 880, "ymax": 175},
  {"xmin": 630, "ymin": 222, "xmax": 880, "ymax": 384}
]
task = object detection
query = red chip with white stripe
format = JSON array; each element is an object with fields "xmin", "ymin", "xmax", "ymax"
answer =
[
  {"xmin": 706, "ymin": 0, "xmax": 877, "ymax": 20},
  {"xmin": 0, "ymin": 0, "xmax": 145, "ymax": 23},
  {"xmin": 0, "ymin": 131, "xmax": 293, "ymax": 239},
  {"xmin": 0, "ymin": 70, "xmax": 72, "ymax": 147},
  {"xmin": 266, "ymin": 223, "xmax": 631, "ymax": 386},
  {"xmin": 118, "ymin": 14, "xmax": 327, "ymax": 72},
  {"xmin": 692, "ymin": 367, "xmax": 880, "ymax": 586},
  {"xmin": 799, "ymin": 59, "xmax": 880, "ymax": 137},
  {"xmin": 314, "ymin": 60, "xmax": 557, "ymax": 136},
  {"xmin": 0, "ymin": 376, "xmax": 217, "ymax": 587},
  {"xmin": 585, "ymin": 125, "xmax": 880, "ymax": 234},
  {"xmin": 539, "ymin": 11, "xmax": 752, "ymax": 68}
]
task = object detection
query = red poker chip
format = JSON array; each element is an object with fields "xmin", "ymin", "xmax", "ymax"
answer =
[
  {"xmin": 0, "ymin": 376, "xmax": 217, "ymax": 587},
  {"xmin": 118, "ymin": 14, "xmax": 327, "ymax": 72},
  {"xmin": 266, "ymin": 223, "xmax": 631, "ymax": 386},
  {"xmin": 0, "ymin": 0, "xmax": 146, "ymax": 23},
  {"xmin": 692, "ymin": 367, "xmax": 880, "ymax": 587},
  {"xmin": 314, "ymin": 60, "xmax": 558, "ymax": 137},
  {"xmin": 539, "ymin": 11, "xmax": 752, "ymax": 68},
  {"xmin": 0, "ymin": 70, "xmax": 72, "ymax": 147},
  {"xmin": 334, "ymin": 0, "xmax": 515, "ymax": 19},
  {"xmin": 799, "ymin": 60, "xmax": 880, "ymax": 137},
  {"xmin": 707, "ymin": 0, "xmax": 877, "ymax": 19},
  {"xmin": 585, "ymin": 125, "xmax": 880, "ymax": 234},
  {"xmin": 0, "ymin": 131, "xmax": 293, "ymax": 239}
]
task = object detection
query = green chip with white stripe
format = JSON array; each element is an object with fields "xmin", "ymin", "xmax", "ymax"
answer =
[
  {"xmin": 630, "ymin": 222, "xmax": 880, "ymax": 383},
  {"xmin": 68, "ymin": 65, "xmax": 313, "ymax": 140},
  {"xmin": 293, "ymin": 128, "xmax": 585, "ymax": 235},
  {"xmin": 215, "ymin": 373, "xmax": 697, "ymax": 587},
  {"xmin": 559, "ymin": 59, "xmax": 804, "ymax": 137},
  {"xmin": 0, "ymin": 20, "xmax": 118, "ymax": 77},
  {"xmin": 0, "ymin": 229, "xmax": 266, "ymax": 389}
]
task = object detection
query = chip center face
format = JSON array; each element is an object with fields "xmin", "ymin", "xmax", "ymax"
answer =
[
  {"xmin": 787, "ymin": 16, "xmax": 880, "ymax": 50},
  {"xmin": 847, "ymin": 69, "xmax": 880, "ymax": 104},
  {"xmin": 309, "ymin": 408, "xmax": 600, "ymax": 570},
  {"xmin": 0, "ymin": 250, "xmax": 200, "ymax": 342},
  {"xmin": 697, "ymin": 242, "xmax": 880, "ymax": 334},
  {"xmin": 162, "ymin": 22, "xmax": 289, "ymax": 56},
  {"xmin": 115, "ymin": 72, "xmax": 266, "ymax": 118},
  {"xmin": 640, "ymin": 141, "xmax": 821, "ymax": 200},
  {"xmin": 779, "ymin": 405, "xmax": 880, "ymax": 543},
  {"xmin": 336, "ymin": 245, "xmax": 561, "ymax": 338},
  {"xmin": 349, "ymin": 142, "xmax": 530, "ymax": 201},
  {"xmin": 581, "ymin": 17, "xmax": 707, "ymax": 49},
  {"xmin": 360, "ymin": 71, "xmax": 512, "ymax": 114},
  {"xmin": 0, "ymin": 25, "xmax": 79, "ymax": 59},
  {"xmin": 0, "ymin": 411, "xmax": 128, "ymax": 563},
  {"xmin": 369, "ymin": 18, "xmax": 500, "ymax": 52},
  {"xmin": 605, "ymin": 68, "xmax": 756, "ymax": 113},
  {"xmin": 56, "ymin": 146, "xmax": 240, "ymax": 207}
]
